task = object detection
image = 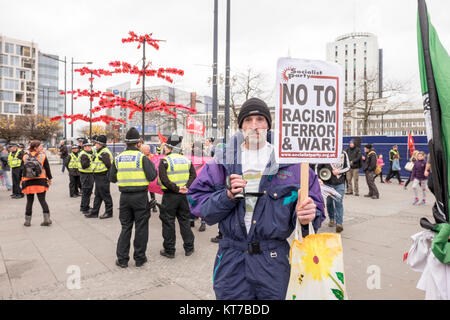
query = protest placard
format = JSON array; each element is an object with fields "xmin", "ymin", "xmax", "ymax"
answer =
[{"xmin": 275, "ymin": 58, "xmax": 344, "ymax": 165}]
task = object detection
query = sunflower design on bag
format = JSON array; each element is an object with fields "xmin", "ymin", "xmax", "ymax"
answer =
[{"xmin": 293, "ymin": 234, "xmax": 345, "ymax": 299}]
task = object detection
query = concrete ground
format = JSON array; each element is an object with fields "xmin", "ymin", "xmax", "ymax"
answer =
[{"xmin": 0, "ymin": 161, "xmax": 428, "ymax": 300}]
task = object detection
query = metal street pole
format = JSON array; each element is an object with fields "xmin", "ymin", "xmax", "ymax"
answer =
[
  {"xmin": 64, "ymin": 56, "xmax": 66, "ymax": 140},
  {"xmin": 89, "ymin": 71, "xmax": 93, "ymax": 140},
  {"xmin": 224, "ymin": 0, "xmax": 231, "ymax": 143},
  {"xmin": 71, "ymin": 59, "xmax": 93, "ymax": 139},
  {"xmin": 46, "ymin": 88, "xmax": 49, "ymax": 117},
  {"xmin": 71, "ymin": 57, "xmax": 74, "ymax": 138},
  {"xmin": 212, "ymin": 0, "xmax": 218, "ymax": 140},
  {"xmin": 141, "ymin": 40, "xmax": 146, "ymax": 140}
]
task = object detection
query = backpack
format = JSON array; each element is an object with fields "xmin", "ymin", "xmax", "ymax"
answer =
[{"xmin": 24, "ymin": 153, "xmax": 43, "ymax": 178}]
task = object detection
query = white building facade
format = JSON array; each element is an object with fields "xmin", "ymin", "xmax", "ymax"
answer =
[
  {"xmin": 326, "ymin": 32, "xmax": 382, "ymax": 136},
  {"xmin": 0, "ymin": 35, "xmax": 39, "ymax": 118}
]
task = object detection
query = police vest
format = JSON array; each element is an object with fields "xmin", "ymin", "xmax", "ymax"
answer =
[
  {"xmin": 8, "ymin": 150, "xmax": 22, "ymax": 168},
  {"xmin": 68, "ymin": 152, "xmax": 79, "ymax": 170},
  {"xmin": 78, "ymin": 150, "xmax": 95, "ymax": 173},
  {"xmin": 93, "ymin": 147, "xmax": 112, "ymax": 173},
  {"xmin": 115, "ymin": 150, "xmax": 148, "ymax": 187},
  {"xmin": 159, "ymin": 153, "xmax": 190, "ymax": 190}
]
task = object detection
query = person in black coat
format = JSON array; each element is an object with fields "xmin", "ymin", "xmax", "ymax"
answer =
[{"xmin": 363, "ymin": 144, "xmax": 379, "ymax": 199}]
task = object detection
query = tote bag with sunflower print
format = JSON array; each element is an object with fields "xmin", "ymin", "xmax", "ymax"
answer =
[{"xmin": 286, "ymin": 222, "xmax": 347, "ymax": 300}]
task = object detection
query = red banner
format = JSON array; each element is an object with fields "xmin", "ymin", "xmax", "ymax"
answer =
[
  {"xmin": 186, "ymin": 114, "xmax": 205, "ymax": 136},
  {"xmin": 408, "ymin": 132, "xmax": 415, "ymax": 157}
]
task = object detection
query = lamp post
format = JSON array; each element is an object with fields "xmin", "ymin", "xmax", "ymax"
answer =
[
  {"xmin": 224, "ymin": 0, "xmax": 231, "ymax": 143},
  {"xmin": 42, "ymin": 54, "xmax": 67, "ymax": 139},
  {"xmin": 89, "ymin": 71, "xmax": 93, "ymax": 140},
  {"xmin": 71, "ymin": 59, "xmax": 93, "ymax": 139}
]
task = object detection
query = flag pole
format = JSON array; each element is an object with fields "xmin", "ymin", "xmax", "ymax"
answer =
[{"xmin": 418, "ymin": 0, "xmax": 449, "ymax": 224}]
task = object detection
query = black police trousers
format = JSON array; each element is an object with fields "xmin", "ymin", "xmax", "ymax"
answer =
[
  {"xmin": 69, "ymin": 175, "xmax": 81, "ymax": 197},
  {"xmin": 12, "ymin": 167, "xmax": 22, "ymax": 196},
  {"xmin": 160, "ymin": 192, "xmax": 194, "ymax": 254},
  {"xmin": 91, "ymin": 173, "xmax": 113, "ymax": 216},
  {"xmin": 116, "ymin": 191, "xmax": 150, "ymax": 264},
  {"xmin": 80, "ymin": 173, "xmax": 94, "ymax": 212}
]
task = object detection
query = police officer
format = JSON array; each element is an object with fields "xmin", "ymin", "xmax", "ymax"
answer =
[
  {"xmin": 78, "ymin": 139, "xmax": 95, "ymax": 215},
  {"xmin": 86, "ymin": 135, "xmax": 113, "ymax": 219},
  {"xmin": 77, "ymin": 138, "xmax": 84, "ymax": 149},
  {"xmin": 158, "ymin": 135, "xmax": 196, "ymax": 259},
  {"xmin": 110, "ymin": 127, "xmax": 157, "ymax": 268},
  {"xmin": 66, "ymin": 145, "xmax": 81, "ymax": 198},
  {"xmin": 8, "ymin": 143, "xmax": 25, "ymax": 199}
]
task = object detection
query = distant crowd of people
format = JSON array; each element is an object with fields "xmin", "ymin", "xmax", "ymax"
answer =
[{"xmin": 307, "ymin": 140, "xmax": 431, "ymax": 234}]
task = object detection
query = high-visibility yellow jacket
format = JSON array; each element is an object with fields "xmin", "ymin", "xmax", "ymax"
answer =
[
  {"xmin": 115, "ymin": 149, "xmax": 149, "ymax": 188},
  {"xmin": 158, "ymin": 153, "xmax": 191, "ymax": 190}
]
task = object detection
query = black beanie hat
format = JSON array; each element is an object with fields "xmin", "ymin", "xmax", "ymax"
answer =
[
  {"xmin": 238, "ymin": 98, "xmax": 272, "ymax": 129},
  {"xmin": 124, "ymin": 127, "xmax": 141, "ymax": 143},
  {"xmin": 365, "ymin": 144, "xmax": 373, "ymax": 149}
]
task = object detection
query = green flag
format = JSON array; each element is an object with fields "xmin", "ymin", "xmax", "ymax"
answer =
[{"xmin": 417, "ymin": 0, "xmax": 450, "ymax": 263}]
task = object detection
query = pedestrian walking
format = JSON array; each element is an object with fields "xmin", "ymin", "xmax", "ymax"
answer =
[
  {"xmin": 85, "ymin": 135, "xmax": 113, "ymax": 219},
  {"xmin": 158, "ymin": 134, "xmax": 196, "ymax": 259},
  {"xmin": 385, "ymin": 145, "xmax": 402, "ymax": 184},
  {"xmin": 110, "ymin": 127, "xmax": 157, "ymax": 268},
  {"xmin": 66, "ymin": 145, "xmax": 81, "ymax": 197},
  {"xmin": 8, "ymin": 143, "xmax": 25, "ymax": 199},
  {"xmin": 318, "ymin": 150, "xmax": 350, "ymax": 233},
  {"xmin": 187, "ymin": 97, "xmax": 325, "ymax": 299},
  {"xmin": 411, "ymin": 151, "xmax": 428, "ymax": 205},
  {"xmin": 374, "ymin": 154, "xmax": 385, "ymax": 183},
  {"xmin": 0, "ymin": 145, "xmax": 12, "ymax": 191},
  {"xmin": 363, "ymin": 144, "xmax": 379, "ymax": 199},
  {"xmin": 345, "ymin": 139, "xmax": 362, "ymax": 196},
  {"xmin": 404, "ymin": 150, "xmax": 419, "ymax": 190},
  {"xmin": 21, "ymin": 140, "xmax": 53, "ymax": 227},
  {"xmin": 389, "ymin": 154, "xmax": 403, "ymax": 185},
  {"xmin": 59, "ymin": 140, "xmax": 69, "ymax": 173},
  {"xmin": 78, "ymin": 139, "xmax": 95, "ymax": 215}
]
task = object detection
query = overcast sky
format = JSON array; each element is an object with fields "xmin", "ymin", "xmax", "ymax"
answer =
[{"xmin": 2, "ymin": 0, "xmax": 450, "ymax": 135}]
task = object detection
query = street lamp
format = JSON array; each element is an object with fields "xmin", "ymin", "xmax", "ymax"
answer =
[
  {"xmin": 71, "ymin": 58, "xmax": 93, "ymax": 139},
  {"xmin": 42, "ymin": 54, "xmax": 67, "ymax": 139}
]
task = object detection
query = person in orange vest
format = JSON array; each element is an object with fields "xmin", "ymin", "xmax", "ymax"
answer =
[{"xmin": 20, "ymin": 140, "xmax": 53, "ymax": 227}]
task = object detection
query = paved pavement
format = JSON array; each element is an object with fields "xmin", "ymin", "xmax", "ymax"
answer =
[{"xmin": 0, "ymin": 162, "xmax": 429, "ymax": 300}]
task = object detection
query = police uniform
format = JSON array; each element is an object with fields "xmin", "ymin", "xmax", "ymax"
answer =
[
  {"xmin": 158, "ymin": 135, "xmax": 196, "ymax": 258},
  {"xmin": 86, "ymin": 135, "xmax": 113, "ymax": 219},
  {"xmin": 110, "ymin": 127, "xmax": 157, "ymax": 268},
  {"xmin": 66, "ymin": 145, "xmax": 81, "ymax": 197},
  {"xmin": 8, "ymin": 144, "xmax": 25, "ymax": 198},
  {"xmin": 78, "ymin": 139, "xmax": 95, "ymax": 214}
]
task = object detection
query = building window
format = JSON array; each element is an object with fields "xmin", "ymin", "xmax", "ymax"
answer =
[
  {"xmin": 0, "ymin": 66, "xmax": 13, "ymax": 77},
  {"xmin": 16, "ymin": 69, "xmax": 31, "ymax": 80},
  {"xmin": 10, "ymin": 56, "xmax": 19, "ymax": 66},
  {"xmin": 4, "ymin": 102, "xmax": 19, "ymax": 113},
  {"xmin": 5, "ymin": 43, "xmax": 14, "ymax": 54},
  {"xmin": 0, "ymin": 90, "xmax": 14, "ymax": 101},
  {"xmin": 0, "ymin": 54, "xmax": 7, "ymax": 65},
  {"xmin": 4, "ymin": 79, "xmax": 19, "ymax": 90}
]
